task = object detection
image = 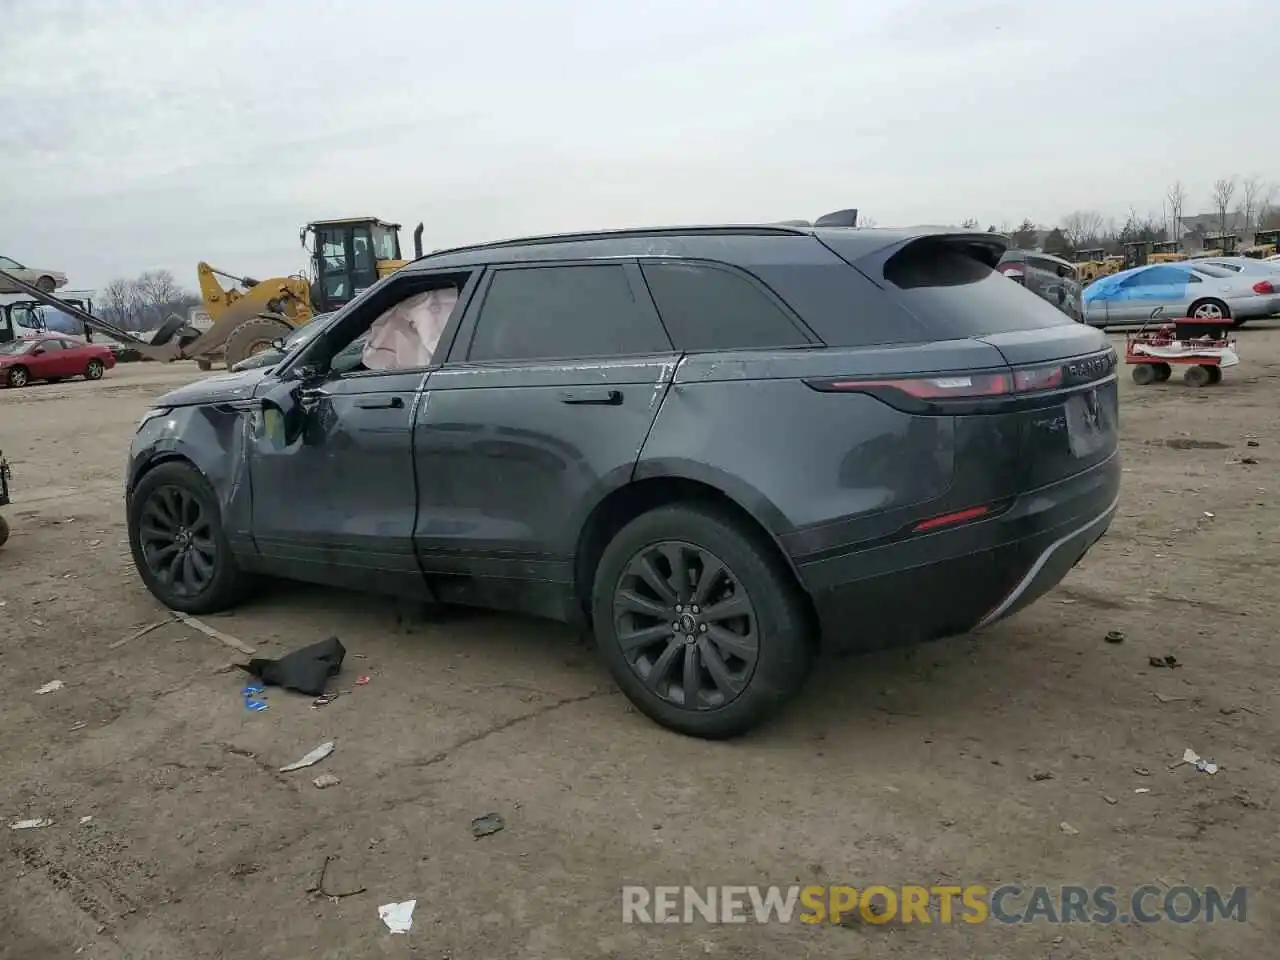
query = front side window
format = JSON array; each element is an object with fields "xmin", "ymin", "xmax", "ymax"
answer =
[
  {"xmin": 37, "ymin": 339, "xmax": 64, "ymax": 352},
  {"xmin": 0, "ymin": 256, "xmax": 22, "ymax": 269},
  {"xmin": 371, "ymin": 225, "xmax": 399, "ymax": 261},
  {"xmin": 467, "ymin": 264, "xmax": 670, "ymax": 362}
]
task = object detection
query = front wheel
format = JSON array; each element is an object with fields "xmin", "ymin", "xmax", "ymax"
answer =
[
  {"xmin": 85, "ymin": 359, "xmax": 104, "ymax": 380},
  {"xmin": 5, "ymin": 365, "xmax": 30, "ymax": 388},
  {"xmin": 35, "ymin": 276, "xmax": 56, "ymax": 293},
  {"xmin": 592, "ymin": 504, "xmax": 813, "ymax": 739},
  {"xmin": 0, "ymin": 514, "xmax": 9, "ymax": 547},
  {"xmin": 127, "ymin": 461, "xmax": 252, "ymax": 613}
]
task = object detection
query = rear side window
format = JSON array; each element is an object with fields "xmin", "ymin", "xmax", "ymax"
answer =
[
  {"xmin": 467, "ymin": 264, "xmax": 670, "ymax": 362},
  {"xmin": 884, "ymin": 242, "xmax": 1075, "ymax": 336},
  {"xmin": 640, "ymin": 261, "xmax": 809, "ymax": 351}
]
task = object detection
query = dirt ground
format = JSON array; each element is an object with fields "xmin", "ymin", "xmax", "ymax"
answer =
[{"xmin": 1, "ymin": 331, "xmax": 1277, "ymax": 960}]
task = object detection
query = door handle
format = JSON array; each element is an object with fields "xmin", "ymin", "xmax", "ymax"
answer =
[
  {"xmin": 560, "ymin": 388, "xmax": 623, "ymax": 406},
  {"xmin": 356, "ymin": 396, "xmax": 405, "ymax": 410}
]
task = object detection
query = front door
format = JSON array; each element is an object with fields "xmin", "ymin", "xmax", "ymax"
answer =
[
  {"xmin": 247, "ymin": 367, "xmax": 427, "ymax": 597},
  {"xmin": 411, "ymin": 260, "xmax": 678, "ymax": 619}
]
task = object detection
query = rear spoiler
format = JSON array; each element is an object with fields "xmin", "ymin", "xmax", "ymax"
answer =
[
  {"xmin": 774, "ymin": 208, "xmax": 859, "ymax": 228},
  {"xmin": 818, "ymin": 230, "xmax": 1011, "ymax": 279}
]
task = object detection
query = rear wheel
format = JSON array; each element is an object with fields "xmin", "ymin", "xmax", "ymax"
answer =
[
  {"xmin": 1152, "ymin": 362, "xmax": 1172, "ymax": 382},
  {"xmin": 127, "ymin": 461, "xmax": 252, "ymax": 613},
  {"xmin": 35, "ymin": 276, "xmax": 56, "ymax": 293},
  {"xmin": 223, "ymin": 317, "xmax": 292, "ymax": 370},
  {"xmin": 85, "ymin": 359, "xmax": 104, "ymax": 380},
  {"xmin": 1184, "ymin": 364, "xmax": 1212, "ymax": 388},
  {"xmin": 1206, "ymin": 365, "xmax": 1223, "ymax": 384},
  {"xmin": 591, "ymin": 504, "xmax": 813, "ymax": 739},
  {"xmin": 0, "ymin": 514, "xmax": 9, "ymax": 547},
  {"xmin": 1131, "ymin": 364, "xmax": 1156, "ymax": 385},
  {"xmin": 5, "ymin": 365, "xmax": 30, "ymax": 388},
  {"xmin": 1189, "ymin": 298, "xmax": 1230, "ymax": 322}
]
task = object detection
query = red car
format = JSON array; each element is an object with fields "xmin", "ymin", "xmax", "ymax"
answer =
[{"xmin": 0, "ymin": 335, "xmax": 116, "ymax": 388}]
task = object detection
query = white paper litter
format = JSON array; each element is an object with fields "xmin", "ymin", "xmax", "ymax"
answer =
[
  {"xmin": 10, "ymin": 818, "xmax": 52, "ymax": 830},
  {"xmin": 378, "ymin": 899, "xmax": 416, "ymax": 934},
  {"xmin": 279, "ymin": 741, "xmax": 334, "ymax": 773},
  {"xmin": 1181, "ymin": 747, "xmax": 1219, "ymax": 775},
  {"xmin": 79, "ymin": 816, "xmax": 93, "ymax": 825},
  {"xmin": 35, "ymin": 680, "xmax": 64, "ymax": 695}
]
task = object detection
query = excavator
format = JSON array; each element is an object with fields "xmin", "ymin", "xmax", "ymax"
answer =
[{"xmin": 0, "ymin": 217, "xmax": 424, "ymax": 371}]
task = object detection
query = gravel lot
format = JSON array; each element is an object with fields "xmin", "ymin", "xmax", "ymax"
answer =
[{"xmin": 2, "ymin": 334, "xmax": 1277, "ymax": 959}]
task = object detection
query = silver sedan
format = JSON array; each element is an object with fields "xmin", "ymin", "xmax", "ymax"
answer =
[
  {"xmin": 0, "ymin": 255, "xmax": 68, "ymax": 294},
  {"xmin": 1082, "ymin": 261, "xmax": 1280, "ymax": 328}
]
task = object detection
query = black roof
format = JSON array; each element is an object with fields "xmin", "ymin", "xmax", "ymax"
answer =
[{"xmin": 407, "ymin": 224, "xmax": 1011, "ymax": 272}]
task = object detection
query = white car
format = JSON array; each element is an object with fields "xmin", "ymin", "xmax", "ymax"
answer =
[{"xmin": 0, "ymin": 255, "xmax": 68, "ymax": 294}]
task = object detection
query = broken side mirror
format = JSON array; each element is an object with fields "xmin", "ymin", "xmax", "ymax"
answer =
[{"xmin": 270, "ymin": 337, "xmax": 287, "ymax": 351}]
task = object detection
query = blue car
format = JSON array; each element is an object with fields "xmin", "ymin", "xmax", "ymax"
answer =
[{"xmin": 1082, "ymin": 261, "xmax": 1280, "ymax": 329}]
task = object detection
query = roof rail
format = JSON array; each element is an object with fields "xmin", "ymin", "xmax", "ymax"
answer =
[{"xmin": 418, "ymin": 224, "xmax": 810, "ymax": 261}]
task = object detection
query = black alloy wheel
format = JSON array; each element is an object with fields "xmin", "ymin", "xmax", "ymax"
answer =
[
  {"xmin": 614, "ymin": 540, "xmax": 760, "ymax": 710},
  {"xmin": 138, "ymin": 484, "xmax": 218, "ymax": 598}
]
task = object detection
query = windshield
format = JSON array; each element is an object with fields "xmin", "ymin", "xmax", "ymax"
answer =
[{"xmin": 0, "ymin": 340, "xmax": 36, "ymax": 355}]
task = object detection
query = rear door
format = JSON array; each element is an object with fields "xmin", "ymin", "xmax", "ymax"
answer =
[{"xmin": 413, "ymin": 260, "xmax": 677, "ymax": 617}]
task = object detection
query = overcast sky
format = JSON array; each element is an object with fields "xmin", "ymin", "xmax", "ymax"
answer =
[{"xmin": 1, "ymin": 0, "xmax": 1276, "ymax": 292}]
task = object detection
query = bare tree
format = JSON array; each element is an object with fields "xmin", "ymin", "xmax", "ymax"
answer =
[
  {"xmin": 1211, "ymin": 176, "xmax": 1238, "ymax": 236},
  {"xmin": 1239, "ymin": 175, "xmax": 1265, "ymax": 231},
  {"xmin": 1060, "ymin": 210, "xmax": 1105, "ymax": 250},
  {"xmin": 100, "ymin": 279, "xmax": 139, "ymax": 329},
  {"xmin": 135, "ymin": 270, "xmax": 183, "ymax": 327},
  {"xmin": 1011, "ymin": 218, "xmax": 1039, "ymax": 249},
  {"xmin": 1165, "ymin": 180, "xmax": 1186, "ymax": 242}
]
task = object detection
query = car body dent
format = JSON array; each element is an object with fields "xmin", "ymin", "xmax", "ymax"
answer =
[{"xmin": 127, "ymin": 403, "xmax": 255, "ymax": 552}]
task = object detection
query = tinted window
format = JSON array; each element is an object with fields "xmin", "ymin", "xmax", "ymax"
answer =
[
  {"xmin": 38, "ymin": 339, "xmax": 64, "ymax": 351},
  {"xmin": 468, "ymin": 264, "xmax": 669, "ymax": 362},
  {"xmin": 883, "ymin": 243, "xmax": 1074, "ymax": 336},
  {"xmin": 1188, "ymin": 264, "xmax": 1233, "ymax": 279},
  {"xmin": 641, "ymin": 262, "xmax": 808, "ymax": 351},
  {"xmin": 1124, "ymin": 266, "xmax": 1190, "ymax": 286}
]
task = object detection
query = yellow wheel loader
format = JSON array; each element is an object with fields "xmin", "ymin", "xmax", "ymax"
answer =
[
  {"xmin": 191, "ymin": 217, "xmax": 424, "ymax": 369},
  {"xmin": 0, "ymin": 217, "xmax": 426, "ymax": 371},
  {"xmin": 1242, "ymin": 229, "xmax": 1279, "ymax": 260}
]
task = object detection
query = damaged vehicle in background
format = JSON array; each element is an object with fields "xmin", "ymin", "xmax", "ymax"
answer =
[
  {"xmin": 997, "ymin": 250, "xmax": 1083, "ymax": 321},
  {"xmin": 124, "ymin": 217, "xmax": 1120, "ymax": 739}
]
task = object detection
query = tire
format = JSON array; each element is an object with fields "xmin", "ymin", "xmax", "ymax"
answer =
[
  {"xmin": 5, "ymin": 365, "xmax": 30, "ymax": 388},
  {"xmin": 223, "ymin": 317, "xmax": 293, "ymax": 370},
  {"xmin": 1184, "ymin": 364, "xmax": 1211, "ymax": 388},
  {"xmin": 1152, "ymin": 363, "xmax": 1172, "ymax": 382},
  {"xmin": 127, "ymin": 461, "xmax": 252, "ymax": 613},
  {"xmin": 85, "ymin": 359, "xmax": 105, "ymax": 381},
  {"xmin": 1206, "ymin": 365, "xmax": 1223, "ymax": 385},
  {"xmin": 0, "ymin": 514, "xmax": 9, "ymax": 548},
  {"xmin": 1131, "ymin": 364, "xmax": 1155, "ymax": 385},
  {"xmin": 196, "ymin": 358, "xmax": 213, "ymax": 372},
  {"xmin": 1189, "ymin": 298, "xmax": 1230, "ymax": 322},
  {"xmin": 35, "ymin": 275, "xmax": 55, "ymax": 293},
  {"xmin": 591, "ymin": 504, "xmax": 813, "ymax": 739}
]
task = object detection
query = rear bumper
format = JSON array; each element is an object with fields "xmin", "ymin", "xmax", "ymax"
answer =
[{"xmin": 795, "ymin": 452, "xmax": 1120, "ymax": 652}]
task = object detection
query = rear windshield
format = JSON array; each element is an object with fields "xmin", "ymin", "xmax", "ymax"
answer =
[{"xmin": 884, "ymin": 242, "xmax": 1076, "ymax": 336}]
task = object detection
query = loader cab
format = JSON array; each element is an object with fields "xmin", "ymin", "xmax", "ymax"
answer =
[
  {"xmin": 1243, "ymin": 230, "xmax": 1280, "ymax": 259},
  {"xmin": 303, "ymin": 218, "xmax": 404, "ymax": 313},
  {"xmin": 1122, "ymin": 240, "xmax": 1150, "ymax": 269},
  {"xmin": 1200, "ymin": 233, "xmax": 1239, "ymax": 257}
]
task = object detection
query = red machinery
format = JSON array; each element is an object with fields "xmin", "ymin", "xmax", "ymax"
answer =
[{"xmin": 1124, "ymin": 318, "xmax": 1239, "ymax": 387}]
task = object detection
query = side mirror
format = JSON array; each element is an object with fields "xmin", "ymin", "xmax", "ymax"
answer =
[
  {"xmin": 31, "ymin": 347, "xmax": 45, "ymax": 355},
  {"xmin": 270, "ymin": 337, "xmax": 287, "ymax": 351}
]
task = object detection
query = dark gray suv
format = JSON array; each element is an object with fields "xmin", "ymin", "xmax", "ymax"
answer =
[{"xmin": 125, "ymin": 221, "xmax": 1121, "ymax": 738}]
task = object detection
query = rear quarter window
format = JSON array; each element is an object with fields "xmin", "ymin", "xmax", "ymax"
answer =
[
  {"xmin": 884, "ymin": 243, "xmax": 1076, "ymax": 336},
  {"xmin": 640, "ymin": 261, "xmax": 810, "ymax": 351}
]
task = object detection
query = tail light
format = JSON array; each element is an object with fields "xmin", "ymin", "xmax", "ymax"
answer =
[
  {"xmin": 999, "ymin": 264, "xmax": 1026, "ymax": 284},
  {"xmin": 1253, "ymin": 280, "xmax": 1275, "ymax": 294},
  {"xmin": 806, "ymin": 364, "xmax": 1064, "ymax": 400}
]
